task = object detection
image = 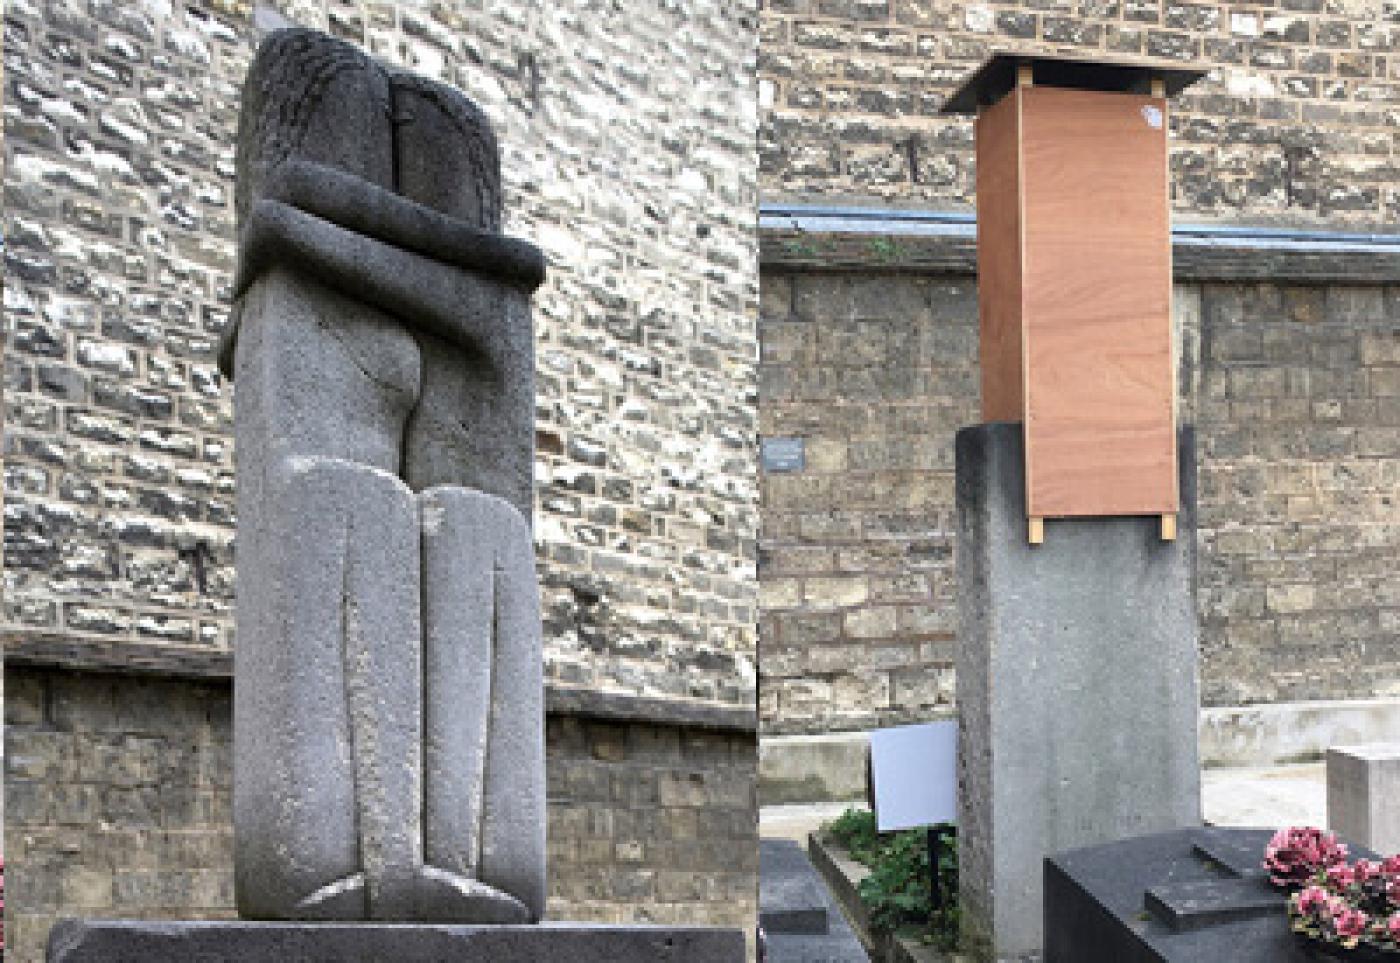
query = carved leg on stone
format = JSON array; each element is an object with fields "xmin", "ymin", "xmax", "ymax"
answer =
[
  {"xmin": 331, "ymin": 457, "xmax": 424, "ymax": 921},
  {"xmin": 420, "ymin": 487, "xmax": 546, "ymax": 923},
  {"xmin": 474, "ymin": 491, "xmax": 547, "ymax": 919},
  {"xmin": 236, "ymin": 455, "xmax": 421, "ymax": 920},
  {"xmin": 405, "ymin": 311, "xmax": 541, "ymax": 922},
  {"xmin": 233, "ymin": 269, "xmax": 425, "ymax": 920}
]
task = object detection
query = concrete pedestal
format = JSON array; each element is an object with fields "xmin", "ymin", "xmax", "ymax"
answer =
[
  {"xmin": 1327, "ymin": 744, "xmax": 1400, "ymax": 854},
  {"xmin": 47, "ymin": 920, "xmax": 746, "ymax": 962},
  {"xmin": 955, "ymin": 423, "xmax": 1201, "ymax": 959}
]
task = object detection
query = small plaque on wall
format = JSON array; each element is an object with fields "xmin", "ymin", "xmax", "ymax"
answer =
[{"xmin": 761, "ymin": 437, "xmax": 805, "ymax": 473}]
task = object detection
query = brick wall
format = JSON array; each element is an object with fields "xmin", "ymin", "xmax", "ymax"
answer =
[
  {"xmin": 758, "ymin": 0, "xmax": 1399, "ymax": 228},
  {"xmin": 3, "ymin": 0, "xmax": 759, "ymax": 703},
  {"xmin": 758, "ymin": 268, "xmax": 1400, "ymax": 734},
  {"xmin": 4, "ymin": 667, "xmax": 758, "ymax": 963}
]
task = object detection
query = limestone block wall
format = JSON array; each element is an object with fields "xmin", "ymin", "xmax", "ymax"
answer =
[
  {"xmin": 758, "ymin": 270, "xmax": 1400, "ymax": 734},
  {"xmin": 1196, "ymin": 282, "xmax": 1400, "ymax": 705},
  {"xmin": 3, "ymin": 0, "xmax": 245, "ymax": 649},
  {"xmin": 758, "ymin": 273, "xmax": 978, "ymax": 731},
  {"xmin": 759, "ymin": 0, "xmax": 1399, "ymax": 228},
  {"xmin": 4, "ymin": 667, "xmax": 758, "ymax": 963},
  {"xmin": 3, "ymin": 0, "xmax": 759, "ymax": 705},
  {"xmin": 5, "ymin": 670, "xmax": 234, "ymax": 963}
]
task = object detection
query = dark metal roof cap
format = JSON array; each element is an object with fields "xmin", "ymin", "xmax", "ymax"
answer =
[{"xmin": 941, "ymin": 50, "xmax": 1210, "ymax": 114}]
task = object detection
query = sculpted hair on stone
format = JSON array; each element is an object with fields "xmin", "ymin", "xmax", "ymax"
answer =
[
  {"xmin": 234, "ymin": 28, "xmax": 392, "ymax": 232},
  {"xmin": 389, "ymin": 73, "xmax": 503, "ymax": 232},
  {"xmin": 235, "ymin": 28, "xmax": 504, "ymax": 238}
]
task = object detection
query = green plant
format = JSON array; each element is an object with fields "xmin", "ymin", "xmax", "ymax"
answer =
[
  {"xmin": 860, "ymin": 828, "xmax": 932, "ymax": 934},
  {"xmin": 824, "ymin": 808, "xmax": 959, "ymax": 951},
  {"xmin": 868, "ymin": 236, "xmax": 904, "ymax": 261},
  {"xmin": 828, "ymin": 807, "xmax": 881, "ymax": 862}
]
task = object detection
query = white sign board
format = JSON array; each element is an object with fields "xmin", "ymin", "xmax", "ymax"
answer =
[{"xmin": 869, "ymin": 720, "xmax": 957, "ymax": 832}]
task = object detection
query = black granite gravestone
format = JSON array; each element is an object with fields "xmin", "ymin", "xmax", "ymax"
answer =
[{"xmin": 1044, "ymin": 826, "xmax": 1376, "ymax": 962}]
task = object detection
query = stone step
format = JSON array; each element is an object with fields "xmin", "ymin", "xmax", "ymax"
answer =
[
  {"xmin": 760, "ymin": 837, "xmax": 869, "ymax": 962},
  {"xmin": 760, "ymin": 839, "xmax": 830, "ymax": 935}
]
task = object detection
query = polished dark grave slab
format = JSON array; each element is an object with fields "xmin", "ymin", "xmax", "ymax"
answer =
[
  {"xmin": 1045, "ymin": 826, "xmax": 1374, "ymax": 963},
  {"xmin": 761, "ymin": 838, "xmax": 830, "ymax": 935},
  {"xmin": 760, "ymin": 838, "xmax": 868, "ymax": 962},
  {"xmin": 47, "ymin": 920, "xmax": 746, "ymax": 962}
]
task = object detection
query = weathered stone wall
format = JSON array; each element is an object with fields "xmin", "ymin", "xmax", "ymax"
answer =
[
  {"xmin": 3, "ymin": 0, "xmax": 245, "ymax": 650},
  {"xmin": 4, "ymin": 666, "xmax": 758, "ymax": 963},
  {"xmin": 1196, "ymin": 282, "xmax": 1400, "ymax": 706},
  {"xmin": 759, "ymin": 268, "xmax": 1400, "ymax": 734},
  {"xmin": 5, "ymin": 669, "xmax": 234, "ymax": 963},
  {"xmin": 758, "ymin": 0, "xmax": 1398, "ymax": 228},
  {"xmin": 758, "ymin": 272, "xmax": 977, "ymax": 732},
  {"xmin": 754, "ymin": 0, "xmax": 1400, "ymax": 738},
  {"xmin": 3, "ymin": 0, "xmax": 759, "ymax": 703}
]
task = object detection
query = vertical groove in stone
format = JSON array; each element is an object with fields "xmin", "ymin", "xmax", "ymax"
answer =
[
  {"xmin": 478, "ymin": 558, "xmax": 500, "ymax": 876},
  {"xmin": 338, "ymin": 514, "xmax": 364, "ymax": 915}
]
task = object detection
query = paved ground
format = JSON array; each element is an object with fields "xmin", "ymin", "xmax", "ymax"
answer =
[
  {"xmin": 760, "ymin": 762, "xmax": 1330, "ymax": 845},
  {"xmin": 761, "ymin": 801, "xmax": 862, "ymax": 844},
  {"xmin": 1202, "ymin": 762, "xmax": 1326, "ymax": 828}
]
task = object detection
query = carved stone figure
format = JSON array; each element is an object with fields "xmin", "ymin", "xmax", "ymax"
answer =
[{"xmin": 220, "ymin": 28, "xmax": 546, "ymax": 924}]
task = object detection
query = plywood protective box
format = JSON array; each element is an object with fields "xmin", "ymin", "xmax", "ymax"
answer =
[{"xmin": 945, "ymin": 54, "xmax": 1206, "ymax": 530}]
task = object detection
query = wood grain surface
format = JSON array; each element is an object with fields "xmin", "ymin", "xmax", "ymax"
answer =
[
  {"xmin": 975, "ymin": 90, "xmax": 1025, "ymax": 423},
  {"xmin": 1019, "ymin": 86, "xmax": 1178, "ymax": 517}
]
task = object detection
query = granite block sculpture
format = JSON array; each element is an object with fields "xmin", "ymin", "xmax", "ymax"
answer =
[{"xmin": 219, "ymin": 28, "xmax": 547, "ymax": 924}]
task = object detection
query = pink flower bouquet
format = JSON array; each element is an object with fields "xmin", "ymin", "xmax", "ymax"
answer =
[
  {"xmin": 1269, "ymin": 827, "xmax": 1400, "ymax": 958},
  {"xmin": 1265, "ymin": 826, "xmax": 1350, "ymax": 887}
]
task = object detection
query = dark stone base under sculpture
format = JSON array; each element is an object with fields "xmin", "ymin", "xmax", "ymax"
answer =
[{"xmin": 47, "ymin": 919, "xmax": 746, "ymax": 962}]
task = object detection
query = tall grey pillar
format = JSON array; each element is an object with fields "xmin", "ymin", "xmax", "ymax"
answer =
[{"xmin": 955, "ymin": 422, "xmax": 1201, "ymax": 959}]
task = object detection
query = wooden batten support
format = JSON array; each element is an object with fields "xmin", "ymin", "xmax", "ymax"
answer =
[
  {"xmin": 1150, "ymin": 76, "xmax": 1166, "ymax": 98},
  {"xmin": 1028, "ymin": 516, "xmax": 1045, "ymax": 545},
  {"xmin": 1160, "ymin": 513, "xmax": 1177, "ymax": 541},
  {"xmin": 1017, "ymin": 63, "xmax": 1034, "ymax": 88}
]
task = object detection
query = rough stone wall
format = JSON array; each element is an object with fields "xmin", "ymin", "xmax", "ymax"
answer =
[
  {"xmin": 758, "ymin": 0, "xmax": 1398, "ymax": 229},
  {"xmin": 3, "ymin": 0, "xmax": 759, "ymax": 706},
  {"xmin": 3, "ymin": 0, "xmax": 246, "ymax": 649},
  {"xmin": 4, "ymin": 667, "xmax": 758, "ymax": 963},
  {"xmin": 758, "ymin": 272, "xmax": 978, "ymax": 732},
  {"xmin": 758, "ymin": 270, "xmax": 1400, "ymax": 734},
  {"xmin": 5, "ymin": 669, "xmax": 235, "ymax": 963},
  {"xmin": 545, "ymin": 714, "xmax": 757, "ymax": 933},
  {"xmin": 1196, "ymin": 282, "xmax": 1400, "ymax": 706}
]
